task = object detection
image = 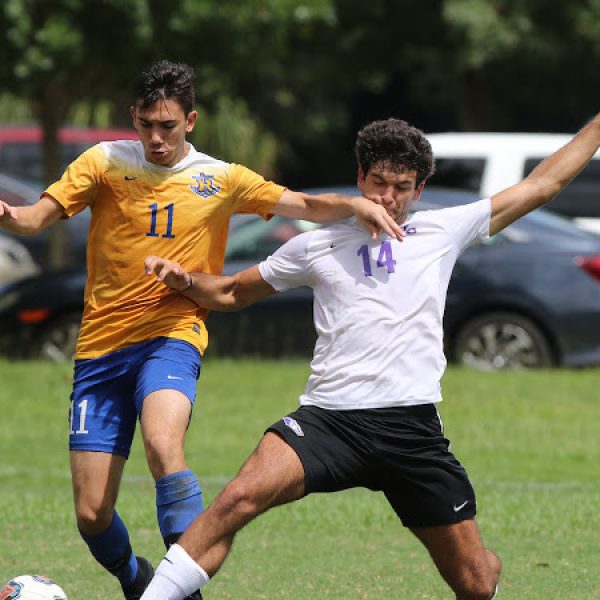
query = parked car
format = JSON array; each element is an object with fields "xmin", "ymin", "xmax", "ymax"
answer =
[
  {"xmin": 0, "ymin": 231, "xmax": 39, "ymax": 284},
  {"xmin": 2, "ymin": 187, "xmax": 600, "ymax": 369},
  {"xmin": 427, "ymin": 132, "xmax": 600, "ymax": 232},
  {"xmin": 0, "ymin": 171, "xmax": 90, "ymax": 268},
  {"xmin": 0, "ymin": 268, "xmax": 85, "ymax": 361}
]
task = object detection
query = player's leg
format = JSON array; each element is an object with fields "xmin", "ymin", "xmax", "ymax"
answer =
[
  {"xmin": 135, "ymin": 339, "xmax": 203, "ymax": 551},
  {"xmin": 69, "ymin": 350, "xmax": 148, "ymax": 597},
  {"xmin": 381, "ymin": 404, "xmax": 500, "ymax": 599},
  {"xmin": 140, "ymin": 388, "xmax": 203, "ymax": 544},
  {"xmin": 410, "ymin": 520, "xmax": 500, "ymax": 600},
  {"xmin": 71, "ymin": 451, "xmax": 144, "ymax": 586},
  {"xmin": 140, "ymin": 431, "xmax": 306, "ymax": 600}
]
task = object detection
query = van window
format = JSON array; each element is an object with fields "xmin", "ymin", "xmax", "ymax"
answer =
[
  {"xmin": 428, "ymin": 158, "xmax": 484, "ymax": 192},
  {"xmin": 524, "ymin": 158, "xmax": 600, "ymax": 218}
]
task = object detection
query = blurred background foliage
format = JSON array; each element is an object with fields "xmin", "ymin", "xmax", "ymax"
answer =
[{"xmin": 1, "ymin": 0, "xmax": 600, "ymax": 186}]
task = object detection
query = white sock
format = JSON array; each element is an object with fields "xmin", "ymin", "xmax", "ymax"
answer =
[
  {"xmin": 456, "ymin": 584, "xmax": 499, "ymax": 600},
  {"xmin": 140, "ymin": 544, "xmax": 210, "ymax": 600}
]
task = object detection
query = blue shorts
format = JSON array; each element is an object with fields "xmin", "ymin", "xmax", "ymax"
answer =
[{"xmin": 69, "ymin": 337, "xmax": 201, "ymax": 457}]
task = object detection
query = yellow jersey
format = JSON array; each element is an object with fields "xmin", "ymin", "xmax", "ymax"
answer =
[{"xmin": 46, "ymin": 141, "xmax": 285, "ymax": 359}]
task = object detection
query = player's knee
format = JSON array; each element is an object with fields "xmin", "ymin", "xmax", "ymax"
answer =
[
  {"xmin": 75, "ymin": 500, "xmax": 114, "ymax": 535},
  {"xmin": 485, "ymin": 548, "xmax": 502, "ymax": 581},
  {"xmin": 144, "ymin": 438, "xmax": 185, "ymax": 480},
  {"xmin": 216, "ymin": 478, "xmax": 262, "ymax": 521}
]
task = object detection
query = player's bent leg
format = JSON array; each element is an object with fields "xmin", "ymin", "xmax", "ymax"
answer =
[
  {"xmin": 182, "ymin": 431, "xmax": 306, "ymax": 572},
  {"xmin": 71, "ymin": 451, "xmax": 143, "ymax": 593},
  {"xmin": 140, "ymin": 432, "xmax": 306, "ymax": 600},
  {"xmin": 410, "ymin": 519, "xmax": 501, "ymax": 600},
  {"xmin": 71, "ymin": 450, "xmax": 125, "ymax": 534},
  {"xmin": 137, "ymin": 342, "xmax": 203, "ymax": 600},
  {"xmin": 140, "ymin": 389, "xmax": 192, "ymax": 479},
  {"xmin": 140, "ymin": 389, "xmax": 204, "ymax": 547}
]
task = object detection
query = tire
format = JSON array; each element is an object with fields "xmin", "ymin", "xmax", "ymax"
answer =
[
  {"xmin": 36, "ymin": 312, "xmax": 81, "ymax": 362},
  {"xmin": 452, "ymin": 311, "xmax": 555, "ymax": 370}
]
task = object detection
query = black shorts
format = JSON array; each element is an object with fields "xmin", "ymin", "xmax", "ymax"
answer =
[{"xmin": 267, "ymin": 404, "xmax": 476, "ymax": 528}]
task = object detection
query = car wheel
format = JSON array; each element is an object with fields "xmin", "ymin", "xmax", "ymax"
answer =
[
  {"xmin": 37, "ymin": 312, "xmax": 81, "ymax": 362},
  {"xmin": 452, "ymin": 311, "xmax": 555, "ymax": 370}
]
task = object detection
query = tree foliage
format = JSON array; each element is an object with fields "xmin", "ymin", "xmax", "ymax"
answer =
[{"xmin": 2, "ymin": 0, "xmax": 600, "ymax": 194}]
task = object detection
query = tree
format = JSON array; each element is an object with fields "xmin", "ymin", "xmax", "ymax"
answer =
[{"xmin": 0, "ymin": 0, "xmax": 154, "ymax": 266}]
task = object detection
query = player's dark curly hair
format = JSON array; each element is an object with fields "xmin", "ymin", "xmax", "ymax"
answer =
[
  {"xmin": 355, "ymin": 118, "xmax": 435, "ymax": 185},
  {"xmin": 132, "ymin": 60, "xmax": 196, "ymax": 115}
]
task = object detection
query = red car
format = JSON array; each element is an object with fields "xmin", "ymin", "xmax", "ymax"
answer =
[{"xmin": 0, "ymin": 124, "xmax": 138, "ymax": 182}]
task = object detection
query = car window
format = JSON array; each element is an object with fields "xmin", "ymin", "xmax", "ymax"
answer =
[
  {"xmin": 428, "ymin": 158, "xmax": 485, "ymax": 192},
  {"xmin": 524, "ymin": 158, "xmax": 600, "ymax": 218}
]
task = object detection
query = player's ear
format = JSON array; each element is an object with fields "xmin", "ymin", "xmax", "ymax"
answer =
[
  {"xmin": 186, "ymin": 110, "xmax": 198, "ymax": 133},
  {"xmin": 413, "ymin": 181, "xmax": 425, "ymax": 202},
  {"xmin": 130, "ymin": 106, "xmax": 137, "ymax": 126},
  {"xmin": 357, "ymin": 167, "xmax": 366, "ymax": 187}
]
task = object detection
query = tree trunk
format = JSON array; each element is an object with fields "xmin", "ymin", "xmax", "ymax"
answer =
[
  {"xmin": 456, "ymin": 68, "xmax": 501, "ymax": 131},
  {"xmin": 33, "ymin": 83, "xmax": 71, "ymax": 269}
]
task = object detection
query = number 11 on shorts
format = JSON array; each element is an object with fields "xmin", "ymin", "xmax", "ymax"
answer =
[{"xmin": 70, "ymin": 398, "xmax": 89, "ymax": 435}]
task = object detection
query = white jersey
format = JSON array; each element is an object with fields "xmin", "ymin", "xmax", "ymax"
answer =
[{"xmin": 259, "ymin": 198, "xmax": 491, "ymax": 410}]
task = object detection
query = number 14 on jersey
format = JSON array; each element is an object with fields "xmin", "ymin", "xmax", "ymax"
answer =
[{"xmin": 357, "ymin": 241, "xmax": 396, "ymax": 277}]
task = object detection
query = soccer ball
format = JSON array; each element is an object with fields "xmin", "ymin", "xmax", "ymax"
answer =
[{"xmin": 0, "ymin": 575, "xmax": 68, "ymax": 600}]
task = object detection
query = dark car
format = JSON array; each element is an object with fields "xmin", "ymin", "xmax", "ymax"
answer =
[
  {"xmin": 2, "ymin": 188, "xmax": 600, "ymax": 369},
  {"xmin": 0, "ymin": 172, "xmax": 90, "ymax": 269}
]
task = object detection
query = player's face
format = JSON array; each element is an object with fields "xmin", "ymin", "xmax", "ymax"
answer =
[
  {"xmin": 131, "ymin": 99, "xmax": 197, "ymax": 167},
  {"xmin": 357, "ymin": 165, "xmax": 424, "ymax": 224}
]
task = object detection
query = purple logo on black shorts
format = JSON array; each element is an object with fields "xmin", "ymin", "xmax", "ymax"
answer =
[{"xmin": 283, "ymin": 416, "xmax": 304, "ymax": 437}]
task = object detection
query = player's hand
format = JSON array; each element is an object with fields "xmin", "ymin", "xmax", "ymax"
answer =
[
  {"xmin": 351, "ymin": 196, "xmax": 404, "ymax": 241},
  {"xmin": 144, "ymin": 256, "xmax": 192, "ymax": 292},
  {"xmin": 0, "ymin": 199, "xmax": 18, "ymax": 224}
]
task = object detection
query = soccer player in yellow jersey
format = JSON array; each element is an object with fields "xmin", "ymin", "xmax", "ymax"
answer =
[{"xmin": 0, "ymin": 60, "xmax": 402, "ymax": 599}]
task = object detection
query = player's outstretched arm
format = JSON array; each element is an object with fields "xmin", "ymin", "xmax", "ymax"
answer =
[
  {"xmin": 0, "ymin": 193, "xmax": 64, "ymax": 235},
  {"xmin": 144, "ymin": 256, "xmax": 276, "ymax": 311},
  {"xmin": 273, "ymin": 189, "xmax": 404, "ymax": 241},
  {"xmin": 490, "ymin": 113, "xmax": 600, "ymax": 235}
]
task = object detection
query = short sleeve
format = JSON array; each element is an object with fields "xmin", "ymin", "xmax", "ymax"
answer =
[
  {"xmin": 227, "ymin": 164, "xmax": 286, "ymax": 220},
  {"xmin": 258, "ymin": 231, "xmax": 312, "ymax": 292},
  {"xmin": 45, "ymin": 144, "xmax": 105, "ymax": 218},
  {"xmin": 436, "ymin": 198, "xmax": 491, "ymax": 252}
]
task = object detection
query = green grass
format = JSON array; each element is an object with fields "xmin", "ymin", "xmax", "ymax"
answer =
[{"xmin": 1, "ymin": 359, "xmax": 599, "ymax": 599}]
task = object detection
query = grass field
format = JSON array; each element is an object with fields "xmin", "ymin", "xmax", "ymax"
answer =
[{"xmin": 1, "ymin": 358, "xmax": 599, "ymax": 599}]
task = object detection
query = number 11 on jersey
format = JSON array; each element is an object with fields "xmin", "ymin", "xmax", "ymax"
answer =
[{"xmin": 146, "ymin": 203, "xmax": 176, "ymax": 238}]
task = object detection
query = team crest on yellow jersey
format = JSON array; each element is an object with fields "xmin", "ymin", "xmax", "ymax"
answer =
[{"xmin": 190, "ymin": 172, "xmax": 222, "ymax": 198}]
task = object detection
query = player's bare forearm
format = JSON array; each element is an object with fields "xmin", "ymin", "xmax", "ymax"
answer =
[
  {"xmin": 184, "ymin": 272, "xmax": 240, "ymax": 310},
  {"xmin": 0, "ymin": 194, "xmax": 64, "ymax": 235},
  {"xmin": 186, "ymin": 266, "xmax": 275, "ymax": 311},
  {"xmin": 145, "ymin": 257, "xmax": 275, "ymax": 311},
  {"xmin": 274, "ymin": 189, "xmax": 404, "ymax": 240},
  {"xmin": 490, "ymin": 113, "xmax": 600, "ymax": 235}
]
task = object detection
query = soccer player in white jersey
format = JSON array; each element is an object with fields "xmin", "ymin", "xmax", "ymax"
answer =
[
  {"xmin": 0, "ymin": 62, "xmax": 403, "ymax": 600},
  {"xmin": 142, "ymin": 112, "xmax": 600, "ymax": 600}
]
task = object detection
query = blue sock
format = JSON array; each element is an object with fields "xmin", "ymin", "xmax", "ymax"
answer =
[
  {"xmin": 156, "ymin": 469, "xmax": 204, "ymax": 546},
  {"xmin": 79, "ymin": 512, "xmax": 138, "ymax": 586}
]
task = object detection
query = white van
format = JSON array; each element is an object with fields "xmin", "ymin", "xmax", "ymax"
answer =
[{"xmin": 427, "ymin": 132, "xmax": 600, "ymax": 232}]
